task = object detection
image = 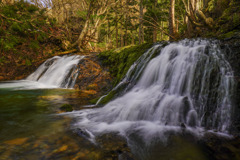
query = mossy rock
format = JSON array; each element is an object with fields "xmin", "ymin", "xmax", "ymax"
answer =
[
  {"xmin": 97, "ymin": 90, "xmax": 117, "ymax": 105},
  {"xmin": 89, "ymin": 97, "xmax": 100, "ymax": 104},
  {"xmin": 215, "ymin": 0, "xmax": 240, "ymax": 37},
  {"xmin": 98, "ymin": 43, "xmax": 153, "ymax": 86},
  {"xmin": 219, "ymin": 31, "xmax": 237, "ymax": 39},
  {"xmin": 60, "ymin": 104, "xmax": 73, "ymax": 112}
]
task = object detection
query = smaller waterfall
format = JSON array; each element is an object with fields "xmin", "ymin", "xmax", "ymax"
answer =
[
  {"xmin": 114, "ymin": 43, "xmax": 165, "ymax": 92},
  {"xmin": 97, "ymin": 42, "xmax": 167, "ymax": 104},
  {"xmin": 0, "ymin": 55, "xmax": 84, "ymax": 90},
  {"xmin": 27, "ymin": 55, "xmax": 83, "ymax": 88}
]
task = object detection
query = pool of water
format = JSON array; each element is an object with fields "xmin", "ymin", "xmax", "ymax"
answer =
[
  {"xmin": 0, "ymin": 86, "xmax": 102, "ymax": 159},
  {"xmin": 0, "ymin": 88, "xmax": 70, "ymax": 141}
]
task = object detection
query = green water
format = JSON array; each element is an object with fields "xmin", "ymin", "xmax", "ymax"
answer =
[
  {"xmin": 0, "ymin": 88, "xmax": 97, "ymax": 159},
  {"xmin": 0, "ymin": 89, "xmax": 71, "ymax": 142},
  {"xmin": 0, "ymin": 86, "xmax": 132, "ymax": 160}
]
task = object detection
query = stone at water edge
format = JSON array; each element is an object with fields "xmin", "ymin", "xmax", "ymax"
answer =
[{"xmin": 60, "ymin": 104, "xmax": 73, "ymax": 112}]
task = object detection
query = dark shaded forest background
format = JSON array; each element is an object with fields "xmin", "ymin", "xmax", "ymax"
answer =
[{"xmin": 0, "ymin": 0, "xmax": 240, "ymax": 80}]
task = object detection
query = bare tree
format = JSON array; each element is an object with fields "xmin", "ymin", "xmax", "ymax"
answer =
[
  {"xmin": 138, "ymin": 0, "xmax": 144, "ymax": 44},
  {"xmin": 169, "ymin": 0, "xmax": 176, "ymax": 40},
  {"xmin": 71, "ymin": 0, "xmax": 120, "ymax": 50},
  {"xmin": 152, "ymin": 0, "xmax": 157, "ymax": 42}
]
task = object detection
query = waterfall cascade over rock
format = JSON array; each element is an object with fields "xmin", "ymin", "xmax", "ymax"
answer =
[
  {"xmin": 72, "ymin": 39, "xmax": 235, "ymax": 141},
  {"xmin": 27, "ymin": 55, "xmax": 83, "ymax": 88},
  {"xmin": 0, "ymin": 55, "xmax": 83, "ymax": 89}
]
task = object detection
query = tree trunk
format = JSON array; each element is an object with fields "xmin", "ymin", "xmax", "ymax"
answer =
[
  {"xmin": 153, "ymin": 28, "xmax": 157, "ymax": 43},
  {"xmin": 203, "ymin": 0, "xmax": 209, "ymax": 8},
  {"xmin": 161, "ymin": 21, "xmax": 163, "ymax": 40},
  {"xmin": 94, "ymin": 26, "xmax": 99, "ymax": 50},
  {"xmin": 106, "ymin": 19, "xmax": 110, "ymax": 49},
  {"xmin": 139, "ymin": 0, "xmax": 144, "ymax": 44},
  {"xmin": 115, "ymin": 14, "xmax": 119, "ymax": 48},
  {"xmin": 169, "ymin": 0, "xmax": 176, "ymax": 40},
  {"xmin": 153, "ymin": 0, "xmax": 157, "ymax": 43},
  {"xmin": 176, "ymin": 17, "xmax": 179, "ymax": 33},
  {"xmin": 121, "ymin": 24, "xmax": 124, "ymax": 47},
  {"xmin": 73, "ymin": 19, "xmax": 89, "ymax": 49},
  {"xmin": 132, "ymin": 31, "xmax": 135, "ymax": 45},
  {"xmin": 121, "ymin": 33, "xmax": 124, "ymax": 47},
  {"xmin": 124, "ymin": 16, "xmax": 128, "ymax": 46},
  {"xmin": 72, "ymin": 1, "xmax": 93, "ymax": 50}
]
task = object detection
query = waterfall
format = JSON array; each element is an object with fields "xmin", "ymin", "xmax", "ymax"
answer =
[
  {"xmin": 27, "ymin": 55, "xmax": 84, "ymax": 88},
  {"xmin": 71, "ymin": 39, "xmax": 235, "ymax": 141},
  {"xmin": 96, "ymin": 42, "xmax": 166, "ymax": 105},
  {"xmin": 0, "ymin": 55, "xmax": 84, "ymax": 89}
]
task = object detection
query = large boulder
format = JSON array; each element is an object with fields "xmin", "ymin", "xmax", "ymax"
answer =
[{"xmin": 74, "ymin": 55, "xmax": 112, "ymax": 99}]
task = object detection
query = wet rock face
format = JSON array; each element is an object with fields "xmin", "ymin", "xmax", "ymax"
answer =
[
  {"xmin": 95, "ymin": 133, "xmax": 134, "ymax": 160},
  {"xmin": 74, "ymin": 55, "xmax": 112, "ymax": 98},
  {"xmin": 199, "ymin": 133, "xmax": 240, "ymax": 160},
  {"xmin": 221, "ymin": 37, "xmax": 240, "ymax": 134}
]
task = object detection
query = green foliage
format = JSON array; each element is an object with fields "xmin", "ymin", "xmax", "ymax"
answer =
[
  {"xmin": 37, "ymin": 32, "xmax": 48, "ymax": 42},
  {"xmin": 76, "ymin": 10, "xmax": 87, "ymax": 20},
  {"xmin": 11, "ymin": 22, "xmax": 22, "ymax": 32},
  {"xmin": 27, "ymin": 4, "xmax": 39, "ymax": 13},
  {"xmin": 25, "ymin": 59, "xmax": 32, "ymax": 66},
  {"xmin": 29, "ymin": 40, "xmax": 40, "ymax": 50},
  {"xmin": 0, "ymin": 1, "xmax": 55, "ymax": 59},
  {"xmin": 142, "ymin": 0, "xmax": 170, "ymax": 42},
  {"xmin": 213, "ymin": 0, "xmax": 240, "ymax": 38}
]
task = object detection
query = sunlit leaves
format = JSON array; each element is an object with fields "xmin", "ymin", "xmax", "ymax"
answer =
[{"xmin": 76, "ymin": 10, "xmax": 87, "ymax": 19}]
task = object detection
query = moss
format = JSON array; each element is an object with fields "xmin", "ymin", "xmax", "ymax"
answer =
[
  {"xmin": 25, "ymin": 59, "xmax": 32, "ymax": 66},
  {"xmin": 218, "ymin": 31, "xmax": 236, "ymax": 39},
  {"xmin": 29, "ymin": 41, "xmax": 40, "ymax": 50},
  {"xmin": 212, "ymin": 0, "xmax": 240, "ymax": 38},
  {"xmin": 98, "ymin": 43, "xmax": 153, "ymax": 86},
  {"xmin": 89, "ymin": 97, "xmax": 100, "ymax": 104},
  {"xmin": 0, "ymin": 1, "xmax": 54, "ymax": 53},
  {"xmin": 233, "ymin": 13, "xmax": 240, "ymax": 27},
  {"xmin": 60, "ymin": 104, "xmax": 73, "ymax": 112},
  {"xmin": 208, "ymin": 0, "xmax": 217, "ymax": 12},
  {"xmin": 98, "ymin": 90, "xmax": 117, "ymax": 105}
]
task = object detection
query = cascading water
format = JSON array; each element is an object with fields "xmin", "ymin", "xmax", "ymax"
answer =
[
  {"xmin": 71, "ymin": 39, "xmax": 235, "ymax": 142},
  {"xmin": 0, "ymin": 55, "xmax": 84, "ymax": 89},
  {"xmin": 96, "ymin": 43, "xmax": 166, "ymax": 105},
  {"xmin": 27, "ymin": 55, "xmax": 83, "ymax": 88}
]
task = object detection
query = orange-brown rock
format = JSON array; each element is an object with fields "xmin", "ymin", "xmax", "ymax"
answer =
[{"xmin": 74, "ymin": 55, "xmax": 112, "ymax": 98}]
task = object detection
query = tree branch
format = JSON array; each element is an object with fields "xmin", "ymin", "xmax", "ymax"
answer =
[
  {"xmin": 0, "ymin": 13, "xmax": 23, "ymax": 23},
  {"xmin": 140, "ymin": 16, "xmax": 176, "ymax": 40}
]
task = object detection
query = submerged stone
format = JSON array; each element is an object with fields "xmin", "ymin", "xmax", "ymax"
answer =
[
  {"xmin": 60, "ymin": 104, "xmax": 73, "ymax": 112},
  {"xmin": 4, "ymin": 137, "xmax": 28, "ymax": 145}
]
